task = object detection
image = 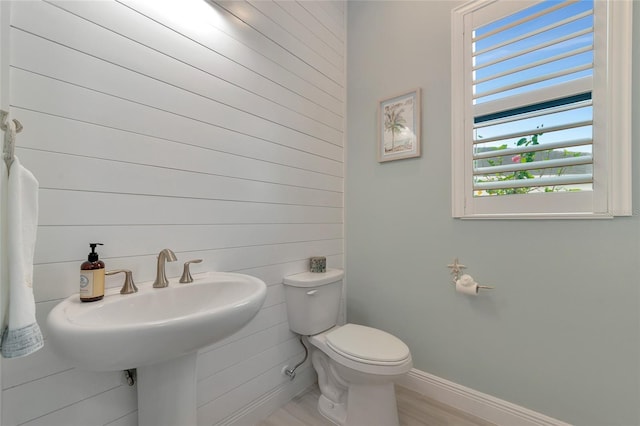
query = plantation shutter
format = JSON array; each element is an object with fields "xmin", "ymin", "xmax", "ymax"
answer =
[{"xmin": 470, "ymin": 0, "xmax": 594, "ymax": 196}]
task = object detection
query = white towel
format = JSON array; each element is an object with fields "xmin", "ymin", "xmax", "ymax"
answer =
[
  {"xmin": 1, "ymin": 155, "xmax": 43, "ymax": 358},
  {"xmin": 1, "ymin": 159, "xmax": 8, "ymax": 334}
]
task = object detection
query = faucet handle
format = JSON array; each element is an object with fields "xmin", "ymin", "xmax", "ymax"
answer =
[
  {"xmin": 106, "ymin": 269, "xmax": 138, "ymax": 294},
  {"xmin": 179, "ymin": 259, "xmax": 203, "ymax": 284}
]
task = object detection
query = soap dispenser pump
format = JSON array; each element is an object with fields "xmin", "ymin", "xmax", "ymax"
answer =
[{"xmin": 80, "ymin": 243, "xmax": 105, "ymax": 302}]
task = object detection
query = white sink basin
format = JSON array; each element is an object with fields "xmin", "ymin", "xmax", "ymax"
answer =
[{"xmin": 47, "ymin": 271, "xmax": 267, "ymax": 372}]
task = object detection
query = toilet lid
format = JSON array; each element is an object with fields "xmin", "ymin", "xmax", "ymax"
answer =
[{"xmin": 325, "ymin": 324, "xmax": 410, "ymax": 363}]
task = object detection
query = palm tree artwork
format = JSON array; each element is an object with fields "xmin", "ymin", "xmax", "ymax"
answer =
[
  {"xmin": 383, "ymin": 97, "xmax": 414, "ymax": 153},
  {"xmin": 378, "ymin": 90, "xmax": 420, "ymax": 162},
  {"xmin": 384, "ymin": 104, "xmax": 405, "ymax": 152}
]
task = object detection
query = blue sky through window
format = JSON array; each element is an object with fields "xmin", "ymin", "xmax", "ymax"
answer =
[
  {"xmin": 471, "ymin": 1, "xmax": 595, "ymax": 195},
  {"xmin": 473, "ymin": 0, "xmax": 593, "ymax": 104}
]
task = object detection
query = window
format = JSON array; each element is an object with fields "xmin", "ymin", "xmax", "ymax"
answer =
[{"xmin": 451, "ymin": 0, "xmax": 632, "ymax": 219}]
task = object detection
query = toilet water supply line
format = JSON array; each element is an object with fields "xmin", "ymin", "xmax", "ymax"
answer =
[{"xmin": 284, "ymin": 336, "xmax": 308, "ymax": 380}]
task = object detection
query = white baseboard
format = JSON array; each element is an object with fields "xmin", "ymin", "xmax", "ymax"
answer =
[
  {"xmin": 219, "ymin": 366, "xmax": 316, "ymax": 426},
  {"xmin": 397, "ymin": 369, "xmax": 572, "ymax": 426},
  {"xmin": 218, "ymin": 366, "xmax": 570, "ymax": 426}
]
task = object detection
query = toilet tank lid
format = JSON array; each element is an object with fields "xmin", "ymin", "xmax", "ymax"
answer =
[{"xmin": 283, "ymin": 268, "xmax": 344, "ymax": 287}]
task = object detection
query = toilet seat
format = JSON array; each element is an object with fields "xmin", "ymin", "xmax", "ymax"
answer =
[{"xmin": 325, "ymin": 324, "xmax": 410, "ymax": 366}]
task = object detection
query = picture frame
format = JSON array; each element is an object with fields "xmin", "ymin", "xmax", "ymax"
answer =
[{"xmin": 378, "ymin": 88, "xmax": 421, "ymax": 162}]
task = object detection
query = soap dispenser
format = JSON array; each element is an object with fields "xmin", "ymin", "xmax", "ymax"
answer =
[{"xmin": 80, "ymin": 243, "xmax": 105, "ymax": 302}]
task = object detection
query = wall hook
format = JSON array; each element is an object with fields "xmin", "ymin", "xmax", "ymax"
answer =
[{"xmin": 1, "ymin": 109, "xmax": 23, "ymax": 171}]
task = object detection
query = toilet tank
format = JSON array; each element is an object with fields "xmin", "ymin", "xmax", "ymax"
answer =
[{"xmin": 283, "ymin": 269, "xmax": 344, "ymax": 335}]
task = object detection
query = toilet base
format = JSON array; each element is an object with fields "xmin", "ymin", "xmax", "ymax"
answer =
[
  {"xmin": 318, "ymin": 394, "xmax": 346, "ymax": 425},
  {"xmin": 347, "ymin": 382, "xmax": 400, "ymax": 426},
  {"xmin": 316, "ymin": 382, "xmax": 400, "ymax": 426}
]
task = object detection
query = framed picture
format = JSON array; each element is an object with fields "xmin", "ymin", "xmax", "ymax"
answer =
[{"xmin": 378, "ymin": 88, "xmax": 421, "ymax": 162}]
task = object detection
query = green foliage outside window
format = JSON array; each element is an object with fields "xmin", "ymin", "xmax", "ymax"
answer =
[{"xmin": 475, "ymin": 127, "xmax": 584, "ymax": 196}]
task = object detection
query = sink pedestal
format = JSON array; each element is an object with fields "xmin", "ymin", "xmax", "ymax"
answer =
[{"xmin": 137, "ymin": 352, "xmax": 198, "ymax": 426}]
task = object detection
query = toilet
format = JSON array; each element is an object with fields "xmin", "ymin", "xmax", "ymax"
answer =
[{"xmin": 283, "ymin": 269, "xmax": 412, "ymax": 426}]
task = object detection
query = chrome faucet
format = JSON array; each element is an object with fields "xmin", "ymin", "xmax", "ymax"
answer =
[{"xmin": 153, "ymin": 248, "xmax": 177, "ymax": 288}]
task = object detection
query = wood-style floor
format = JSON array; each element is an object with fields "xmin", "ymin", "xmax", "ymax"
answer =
[{"xmin": 258, "ymin": 384, "xmax": 496, "ymax": 426}]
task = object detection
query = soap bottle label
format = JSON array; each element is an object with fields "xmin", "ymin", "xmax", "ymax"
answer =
[
  {"xmin": 80, "ymin": 271, "xmax": 93, "ymax": 297},
  {"xmin": 80, "ymin": 270, "xmax": 104, "ymax": 298}
]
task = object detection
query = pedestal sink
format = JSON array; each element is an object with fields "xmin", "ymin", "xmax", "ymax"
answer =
[{"xmin": 47, "ymin": 271, "xmax": 267, "ymax": 426}]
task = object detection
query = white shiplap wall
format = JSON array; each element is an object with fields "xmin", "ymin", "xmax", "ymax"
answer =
[{"xmin": 1, "ymin": 1, "xmax": 344, "ymax": 425}]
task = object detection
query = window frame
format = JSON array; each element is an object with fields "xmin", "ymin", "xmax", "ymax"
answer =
[{"xmin": 451, "ymin": 0, "xmax": 632, "ymax": 219}]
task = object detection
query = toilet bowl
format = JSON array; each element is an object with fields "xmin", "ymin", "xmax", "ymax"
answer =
[
  {"xmin": 283, "ymin": 269, "xmax": 412, "ymax": 426},
  {"xmin": 308, "ymin": 324, "xmax": 412, "ymax": 425}
]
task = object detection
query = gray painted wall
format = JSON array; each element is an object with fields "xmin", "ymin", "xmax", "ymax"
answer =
[{"xmin": 345, "ymin": 1, "xmax": 639, "ymax": 425}]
